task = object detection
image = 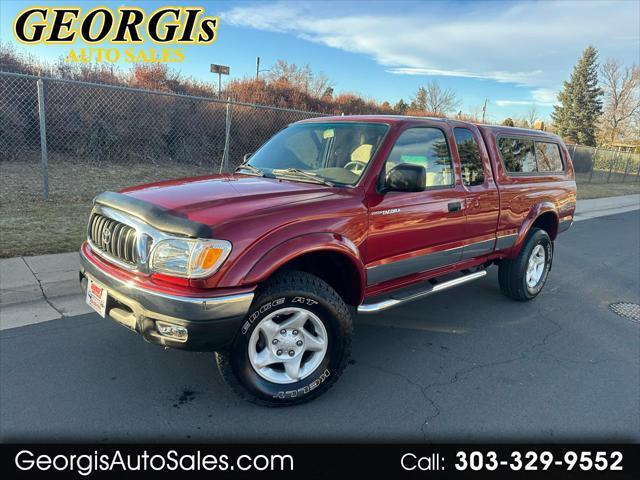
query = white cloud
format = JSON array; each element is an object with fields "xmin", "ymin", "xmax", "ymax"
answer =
[
  {"xmin": 386, "ymin": 67, "xmax": 544, "ymax": 86},
  {"xmin": 496, "ymin": 100, "xmax": 536, "ymax": 107},
  {"xmin": 495, "ymin": 88, "xmax": 559, "ymax": 108},
  {"xmin": 222, "ymin": 0, "xmax": 639, "ymax": 91},
  {"xmin": 531, "ymin": 88, "xmax": 558, "ymax": 105}
]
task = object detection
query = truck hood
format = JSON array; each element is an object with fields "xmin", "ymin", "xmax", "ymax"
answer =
[{"xmin": 119, "ymin": 173, "xmax": 338, "ymax": 226}]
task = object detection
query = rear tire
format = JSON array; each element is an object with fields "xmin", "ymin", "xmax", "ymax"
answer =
[
  {"xmin": 498, "ymin": 228, "xmax": 553, "ymax": 301},
  {"xmin": 215, "ymin": 271, "xmax": 352, "ymax": 406}
]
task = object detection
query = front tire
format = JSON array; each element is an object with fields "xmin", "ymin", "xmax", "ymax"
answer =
[
  {"xmin": 215, "ymin": 271, "xmax": 352, "ymax": 406},
  {"xmin": 498, "ymin": 228, "xmax": 553, "ymax": 301}
]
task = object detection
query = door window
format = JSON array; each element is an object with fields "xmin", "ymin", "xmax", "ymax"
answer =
[{"xmin": 384, "ymin": 128, "xmax": 454, "ymax": 188}]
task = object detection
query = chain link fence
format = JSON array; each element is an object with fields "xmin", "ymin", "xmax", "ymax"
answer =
[
  {"xmin": 0, "ymin": 70, "xmax": 638, "ymax": 257},
  {"xmin": 567, "ymin": 143, "xmax": 640, "ymax": 184},
  {"xmin": 2, "ymin": 71, "xmax": 639, "ymax": 204},
  {"xmin": 0, "ymin": 71, "xmax": 325, "ymax": 256},
  {"xmin": 0, "ymin": 71, "xmax": 324, "ymax": 203}
]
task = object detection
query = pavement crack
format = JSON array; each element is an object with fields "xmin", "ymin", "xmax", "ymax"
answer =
[
  {"xmin": 365, "ymin": 315, "xmax": 567, "ymax": 442},
  {"xmin": 418, "ymin": 316, "xmax": 566, "ymax": 438},
  {"xmin": 21, "ymin": 257, "xmax": 65, "ymax": 318},
  {"xmin": 357, "ymin": 361, "xmax": 440, "ymax": 441}
]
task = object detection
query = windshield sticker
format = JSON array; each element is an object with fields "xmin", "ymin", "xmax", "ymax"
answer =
[{"xmin": 323, "ymin": 129, "xmax": 335, "ymax": 139}]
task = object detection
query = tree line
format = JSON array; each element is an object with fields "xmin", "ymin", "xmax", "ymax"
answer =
[
  {"xmin": 551, "ymin": 46, "xmax": 639, "ymax": 147},
  {"xmin": 1, "ymin": 42, "xmax": 638, "ymax": 158}
]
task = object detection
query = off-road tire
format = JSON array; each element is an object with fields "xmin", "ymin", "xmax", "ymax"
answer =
[
  {"xmin": 498, "ymin": 228, "xmax": 553, "ymax": 301},
  {"xmin": 215, "ymin": 271, "xmax": 353, "ymax": 406}
]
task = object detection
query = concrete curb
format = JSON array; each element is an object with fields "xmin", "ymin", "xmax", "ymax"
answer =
[
  {"xmin": 0, "ymin": 253, "xmax": 92, "ymax": 330},
  {"xmin": 574, "ymin": 194, "xmax": 640, "ymax": 221},
  {"xmin": 1, "ymin": 194, "xmax": 639, "ymax": 330}
]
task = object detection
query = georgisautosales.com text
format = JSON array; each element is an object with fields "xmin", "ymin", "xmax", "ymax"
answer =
[{"xmin": 14, "ymin": 449, "xmax": 294, "ymax": 476}]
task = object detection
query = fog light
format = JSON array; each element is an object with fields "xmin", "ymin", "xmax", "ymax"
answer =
[{"xmin": 156, "ymin": 321, "xmax": 188, "ymax": 341}]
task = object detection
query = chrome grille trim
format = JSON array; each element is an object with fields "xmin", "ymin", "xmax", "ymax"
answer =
[
  {"xmin": 86, "ymin": 204, "xmax": 187, "ymax": 274},
  {"xmin": 88, "ymin": 213, "xmax": 138, "ymax": 266}
]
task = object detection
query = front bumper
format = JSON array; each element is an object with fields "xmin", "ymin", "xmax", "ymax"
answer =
[{"xmin": 79, "ymin": 248, "xmax": 254, "ymax": 351}]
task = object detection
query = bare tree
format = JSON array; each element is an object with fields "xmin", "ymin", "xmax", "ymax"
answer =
[
  {"xmin": 412, "ymin": 80, "xmax": 460, "ymax": 115},
  {"xmin": 525, "ymin": 104, "xmax": 539, "ymax": 127},
  {"xmin": 266, "ymin": 60, "xmax": 334, "ymax": 98},
  {"xmin": 600, "ymin": 58, "xmax": 640, "ymax": 143}
]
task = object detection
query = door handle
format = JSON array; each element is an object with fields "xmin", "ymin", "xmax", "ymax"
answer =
[{"xmin": 448, "ymin": 201, "xmax": 462, "ymax": 212}]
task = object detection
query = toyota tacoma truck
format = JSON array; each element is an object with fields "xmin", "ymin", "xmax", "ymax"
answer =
[{"xmin": 80, "ymin": 115, "xmax": 576, "ymax": 406}]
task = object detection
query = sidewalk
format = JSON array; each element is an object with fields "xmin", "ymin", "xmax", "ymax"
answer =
[
  {"xmin": 0, "ymin": 253, "xmax": 92, "ymax": 330},
  {"xmin": 573, "ymin": 193, "xmax": 640, "ymax": 221},
  {"xmin": 1, "ymin": 194, "xmax": 639, "ymax": 331}
]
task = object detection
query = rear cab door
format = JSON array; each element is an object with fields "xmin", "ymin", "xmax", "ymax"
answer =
[{"xmin": 451, "ymin": 124, "xmax": 500, "ymax": 260}]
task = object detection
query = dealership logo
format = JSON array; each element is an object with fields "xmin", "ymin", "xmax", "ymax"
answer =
[{"xmin": 13, "ymin": 6, "xmax": 219, "ymax": 64}]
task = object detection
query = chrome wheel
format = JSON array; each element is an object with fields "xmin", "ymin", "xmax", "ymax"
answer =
[
  {"xmin": 526, "ymin": 244, "xmax": 546, "ymax": 288},
  {"xmin": 248, "ymin": 307, "xmax": 328, "ymax": 384}
]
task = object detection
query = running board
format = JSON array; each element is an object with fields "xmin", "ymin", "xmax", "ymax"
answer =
[{"xmin": 357, "ymin": 270, "xmax": 487, "ymax": 314}]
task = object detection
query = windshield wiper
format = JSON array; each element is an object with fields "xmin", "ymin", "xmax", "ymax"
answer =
[
  {"xmin": 271, "ymin": 168, "xmax": 334, "ymax": 187},
  {"xmin": 234, "ymin": 163, "xmax": 264, "ymax": 176}
]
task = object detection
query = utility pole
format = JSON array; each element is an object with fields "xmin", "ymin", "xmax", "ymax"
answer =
[
  {"xmin": 255, "ymin": 57, "xmax": 269, "ymax": 80},
  {"xmin": 481, "ymin": 98, "xmax": 488, "ymax": 123}
]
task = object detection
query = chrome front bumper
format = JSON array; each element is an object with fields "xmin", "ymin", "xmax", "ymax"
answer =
[{"xmin": 79, "ymin": 248, "xmax": 254, "ymax": 351}]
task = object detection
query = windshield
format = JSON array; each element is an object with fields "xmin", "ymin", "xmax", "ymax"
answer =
[{"xmin": 244, "ymin": 123, "xmax": 389, "ymax": 186}]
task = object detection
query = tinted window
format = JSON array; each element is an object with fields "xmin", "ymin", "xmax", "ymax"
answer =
[
  {"xmin": 535, "ymin": 141, "xmax": 563, "ymax": 172},
  {"xmin": 498, "ymin": 137, "xmax": 536, "ymax": 173},
  {"xmin": 385, "ymin": 128, "xmax": 454, "ymax": 188},
  {"xmin": 454, "ymin": 128, "xmax": 485, "ymax": 186}
]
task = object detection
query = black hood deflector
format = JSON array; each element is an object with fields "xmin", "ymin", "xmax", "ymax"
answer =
[{"xmin": 94, "ymin": 191, "xmax": 212, "ymax": 238}]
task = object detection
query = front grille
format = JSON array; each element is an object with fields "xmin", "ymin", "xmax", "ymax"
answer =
[{"xmin": 88, "ymin": 213, "xmax": 138, "ymax": 265}]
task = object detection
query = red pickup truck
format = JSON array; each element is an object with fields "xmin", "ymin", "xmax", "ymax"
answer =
[{"xmin": 80, "ymin": 115, "xmax": 576, "ymax": 405}]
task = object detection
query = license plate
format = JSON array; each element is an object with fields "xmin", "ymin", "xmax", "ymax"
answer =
[{"xmin": 86, "ymin": 277, "xmax": 107, "ymax": 318}]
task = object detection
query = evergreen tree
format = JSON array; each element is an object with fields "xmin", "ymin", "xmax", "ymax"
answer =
[
  {"xmin": 394, "ymin": 98, "xmax": 409, "ymax": 114},
  {"xmin": 410, "ymin": 87, "xmax": 427, "ymax": 110},
  {"xmin": 552, "ymin": 46, "xmax": 603, "ymax": 146},
  {"xmin": 502, "ymin": 118, "xmax": 515, "ymax": 127}
]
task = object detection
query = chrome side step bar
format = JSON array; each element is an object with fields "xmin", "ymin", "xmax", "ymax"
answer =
[{"xmin": 357, "ymin": 270, "xmax": 487, "ymax": 314}]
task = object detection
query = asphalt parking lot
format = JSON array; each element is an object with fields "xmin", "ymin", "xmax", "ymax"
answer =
[{"xmin": 1, "ymin": 211, "xmax": 638, "ymax": 442}]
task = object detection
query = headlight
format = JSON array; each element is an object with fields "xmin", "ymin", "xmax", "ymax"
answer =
[{"xmin": 149, "ymin": 238, "xmax": 231, "ymax": 278}]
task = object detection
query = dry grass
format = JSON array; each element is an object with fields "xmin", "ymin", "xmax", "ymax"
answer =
[
  {"xmin": 576, "ymin": 172, "xmax": 640, "ymax": 199},
  {"xmin": 0, "ymin": 159, "xmax": 215, "ymax": 258},
  {"xmin": 1, "ymin": 161, "xmax": 639, "ymax": 258}
]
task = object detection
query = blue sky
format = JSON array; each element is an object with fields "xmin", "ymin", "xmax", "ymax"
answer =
[{"xmin": 1, "ymin": 0, "xmax": 639, "ymax": 122}]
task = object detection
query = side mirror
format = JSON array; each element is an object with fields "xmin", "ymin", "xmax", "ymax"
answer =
[
  {"xmin": 384, "ymin": 163, "xmax": 425, "ymax": 192},
  {"xmin": 243, "ymin": 153, "xmax": 253, "ymax": 163}
]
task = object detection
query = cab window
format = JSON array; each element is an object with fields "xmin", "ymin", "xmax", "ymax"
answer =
[
  {"xmin": 384, "ymin": 128, "xmax": 454, "ymax": 188},
  {"xmin": 454, "ymin": 128, "xmax": 485, "ymax": 186}
]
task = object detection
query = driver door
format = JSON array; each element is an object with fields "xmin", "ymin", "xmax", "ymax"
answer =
[{"xmin": 366, "ymin": 126, "xmax": 467, "ymax": 287}]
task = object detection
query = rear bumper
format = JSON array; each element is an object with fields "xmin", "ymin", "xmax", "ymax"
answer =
[{"xmin": 79, "ymin": 249, "xmax": 254, "ymax": 351}]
